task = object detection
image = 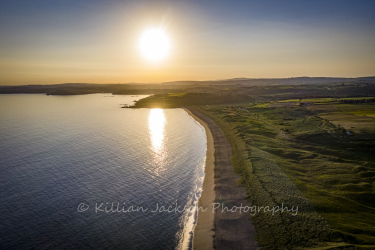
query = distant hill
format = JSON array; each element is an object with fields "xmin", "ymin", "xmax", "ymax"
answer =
[
  {"xmin": 162, "ymin": 77, "xmax": 375, "ymax": 86},
  {"xmin": 1, "ymin": 77, "xmax": 374, "ymax": 95}
]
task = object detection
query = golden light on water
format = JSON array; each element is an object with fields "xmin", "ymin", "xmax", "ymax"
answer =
[{"xmin": 148, "ymin": 109, "xmax": 166, "ymax": 174}]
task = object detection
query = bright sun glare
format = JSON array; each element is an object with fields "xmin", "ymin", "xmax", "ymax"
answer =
[{"xmin": 139, "ymin": 28, "xmax": 171, "ymax": 62}]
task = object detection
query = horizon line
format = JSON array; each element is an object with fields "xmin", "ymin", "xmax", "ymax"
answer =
[{"xmin": 1, "ymin": 76, "xmax": 375, "ymax": 87}]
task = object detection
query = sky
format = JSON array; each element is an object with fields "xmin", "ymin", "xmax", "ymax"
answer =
[{"xmin": 0, "ymin": 0, "xmax": 375, "ymax": 85}]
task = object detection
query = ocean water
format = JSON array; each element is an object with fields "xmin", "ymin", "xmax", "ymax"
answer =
[{"xmin": 0, "ymin": 94, "xmax": 207, "ymax": 249}]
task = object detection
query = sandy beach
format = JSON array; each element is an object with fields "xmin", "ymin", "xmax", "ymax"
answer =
[
  {"xmin": 184, "ymin": 108, "xmax": 215, "ymax": 250},
  {"xmin": 186, "ymin": 108, "xmax": 257, "ymax": 250}
]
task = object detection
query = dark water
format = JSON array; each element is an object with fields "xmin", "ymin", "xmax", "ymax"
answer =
[{"xmin": 0, "ymin": 94, "xmax": 206, "ymax": 249}]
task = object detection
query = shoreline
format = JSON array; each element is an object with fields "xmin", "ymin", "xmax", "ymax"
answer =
[
  {"xmin": 184, "ymin": 108, "xmax": 215, "ymax": 250},
  {"xmin": 186, "ymin": 107, "xmax": 257, "ymax": 250}
]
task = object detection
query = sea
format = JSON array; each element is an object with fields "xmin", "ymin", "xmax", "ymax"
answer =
[{"xmin": 0, "ymin": 94, "xmax": 207, "ymax": 250}]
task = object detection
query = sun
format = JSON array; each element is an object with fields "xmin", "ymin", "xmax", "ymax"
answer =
[{"xmin": 139, "ymin": 28, "xmax": 171, "ymax": 62}]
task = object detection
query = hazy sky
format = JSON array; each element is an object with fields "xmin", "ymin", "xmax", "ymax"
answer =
[{"xmin": 1, "ymin": 0, "xmax": 375, "ymax": 85}]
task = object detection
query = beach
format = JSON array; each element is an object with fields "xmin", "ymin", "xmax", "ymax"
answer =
[
  {"xmin": 185, "ymin": 108, "xmax": 257, "ymax": 250},
  {"xmin": 184, "ymin": 108, "xmax": 215, "ymax": 250}
]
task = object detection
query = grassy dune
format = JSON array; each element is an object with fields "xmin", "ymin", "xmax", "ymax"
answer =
[{"xmin": 197, "ymin": 101, "xmax": 375, "ymax": 249}]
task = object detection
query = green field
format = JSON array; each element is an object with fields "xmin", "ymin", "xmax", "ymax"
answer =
[
  {"xmin": 197, "ymin": 101, "xmax": 375, "ymax": 249},
  {"xmin": 307, "ymin": 103, "xmax": 375, "ymax": 140},
  {"xmin": 131, "ymin": 93, "xmax": 252, "ymax": 108},
  {"xmin": 167, "ymin": 92, "xmax": 187, "ymax": 97}
]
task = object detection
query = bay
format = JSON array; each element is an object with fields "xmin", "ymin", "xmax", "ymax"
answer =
[{"xmin": 0, "ymin": 94, "xmax": 206, "ymax": 249}]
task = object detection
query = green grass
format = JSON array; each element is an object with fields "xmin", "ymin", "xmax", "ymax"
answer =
[
  {"xmin": 308, "ymin": 103, "xmax": 375, "ymax": 141},
  {"xmin": 279, "ymin": 98, "xmax": 337, "ymax": 103},
  {"xmin": 279, "ymin": 97, "xmax": 375, "ymax": 104},
  {"xmin": 167, "ymin": 92, "xmax": 187, "ymax": 97},
  {"xmin": 349, "ymin": 110, "xmax": 375, "ymax": 116},
  {"xmin": 197, "ymin": 102, "xmax": 375, "ymax": 248},
  {"xmin": 253, "ymin": 103, "xmax": 270, "ymax": 108},
  {"xmin": 131, "ymin": 93, "xmax": 252, "ymax": 108},
  {"xmin": 339, "ymin": 97, "xmax": 375, "ymax": 101}
]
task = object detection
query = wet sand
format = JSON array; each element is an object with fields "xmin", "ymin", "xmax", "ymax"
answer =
[
  {"xmin": 186, "ymin": 107, "xmax": 257, "ymax": 250},
  {"xmin": 184, "ymin": 108, "xmax": 215, "ymax": 250}
]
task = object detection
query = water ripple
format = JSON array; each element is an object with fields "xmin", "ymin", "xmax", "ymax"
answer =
[{"xmin": 0, "ymin": 94, "xmax": 206, "ymax": 250}]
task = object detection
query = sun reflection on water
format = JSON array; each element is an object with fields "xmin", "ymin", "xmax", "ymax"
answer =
[{"xmin": 148, "ymin": 109, "xmax": 166, "ymax": 174}]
